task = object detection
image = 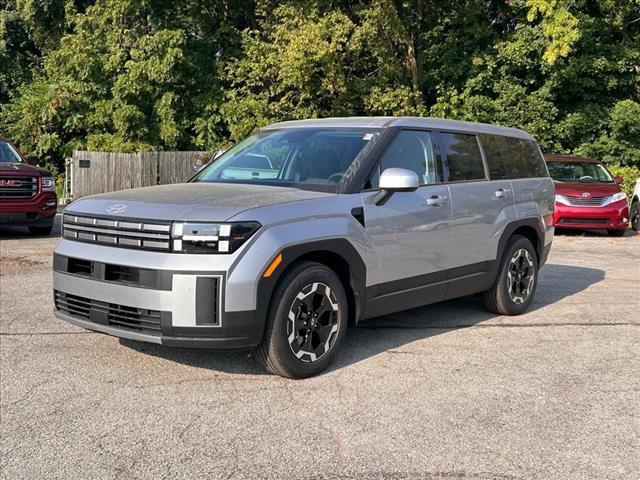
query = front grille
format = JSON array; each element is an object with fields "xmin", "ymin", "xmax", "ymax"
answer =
[
  {"xmin": 563, "ymin": 196, "xmax": 608, "ymax": 207},
  {"xmin": 558, "ymin": 218, "xmax": 609, "ymax": 225},
  {"xmin": 54, "ymin": 290, "xmax": 163, "ymax": 335},
  {"xmin": 0, "ymin": 176, "xmax": 38, "ymax": 198},
  {"xmin": 62, "ymin": 214, "xmax": 171, "ymax": 251}
]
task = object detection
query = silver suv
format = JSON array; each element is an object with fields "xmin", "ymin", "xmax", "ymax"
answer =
[{"xmin": 53, "ymin": 117, "xmax": 554, "ymax": 378}]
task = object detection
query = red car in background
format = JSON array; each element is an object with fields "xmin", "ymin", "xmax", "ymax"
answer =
[
  {"xmin": 545, "ymin": 155, "xmax": 629, "ymax": 237},
  {"xmin": 0, "ymin": 137, "xmax": 57, "ymax": 235}
]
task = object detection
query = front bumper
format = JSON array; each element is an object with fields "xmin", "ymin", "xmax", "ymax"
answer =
[
  {"xmin": 0, "ymin": 191, "xmax": 57, "ymax": 225},
  {"xmin": 52, "ymin": 240, "xmax": 266, "ymax": 350},
  {"xmin": 553, "ymin": 200, "xmax": 629, "ymax": 230}
]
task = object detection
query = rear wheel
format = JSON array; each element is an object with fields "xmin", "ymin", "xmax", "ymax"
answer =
[
  {"xmin": 607, "ymin": 229, "xmax": 626, "ymax": 237},
  {"xmin": 255, "ymin": 261, "xmax": 348, "ymax": 379},
  {"xmin": 630, "ymin": 200, "xmax": 639, "ymax": 231},
  {"xmin": 483, "ymin": 235, "xmax": 538, "ymax": 315}
]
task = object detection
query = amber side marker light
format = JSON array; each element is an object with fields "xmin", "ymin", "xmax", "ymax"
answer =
[{"xmin": 263, "ymin": 253, "xmax": 282, "ymax": 278}]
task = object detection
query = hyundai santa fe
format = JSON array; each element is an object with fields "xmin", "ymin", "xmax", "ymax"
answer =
[{"xmin": 53, "ymin": 117, "xmax": 554, "ymax": 378}]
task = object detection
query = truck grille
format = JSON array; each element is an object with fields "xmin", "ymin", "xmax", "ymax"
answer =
[
  {"xmin": 0, "ymin": 176, "xmax": 38, "ymax": 198},
  {"xmin": 54, "ymin": 290, "xmax": 163, "ymax": 335},
  {"xmin": 62, "ymin": 214, "xmax": 171, "ymax": 251},
  {"xmin": 563, "ymin": 196, "xmax": 608, "ymax": 207}
]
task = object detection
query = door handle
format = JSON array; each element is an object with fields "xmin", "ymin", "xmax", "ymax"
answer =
[
  {"xmin": 495, "ymin": 188, "xmax": 512, "ymax": 198},
  {"xmin": 426, "ymin": 195, "xmax": 448, "ymax": 206}
]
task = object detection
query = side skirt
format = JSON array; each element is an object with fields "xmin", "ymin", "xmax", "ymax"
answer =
[{"xmin": 362, "ymin": 261, "xmax": 497, "ymax": 320}]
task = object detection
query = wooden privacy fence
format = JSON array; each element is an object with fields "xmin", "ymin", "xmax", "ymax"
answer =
[{"xmin": 69, "ymin": 150, "xmax": 211, "ymax": 199}]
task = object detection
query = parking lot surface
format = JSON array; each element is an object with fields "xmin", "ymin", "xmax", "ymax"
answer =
[{"xmin": 1, "ymin": 216, "xmax": 639, "ymax": 480}]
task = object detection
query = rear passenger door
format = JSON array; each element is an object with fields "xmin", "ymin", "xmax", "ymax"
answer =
[
  {"xmin": 442, "ymin": 131, "xmax": 515, "ymax": 272},
  {"xmin": 362, "ymin": 129, "xmax": 452, "ymax": 293}
]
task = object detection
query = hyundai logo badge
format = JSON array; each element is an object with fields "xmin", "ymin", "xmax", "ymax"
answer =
[{"xmin": 106, "ymin": 204, "xmax": 128, "ymax": 214}]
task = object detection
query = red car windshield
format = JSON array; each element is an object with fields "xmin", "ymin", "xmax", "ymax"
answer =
[
  {"xmin": 0, "ymin": 141, "xmax": 23, "ymax": 164},
  {"xmin": 546, "ymin": 161, "xmax": 613, "ymax": 183}
]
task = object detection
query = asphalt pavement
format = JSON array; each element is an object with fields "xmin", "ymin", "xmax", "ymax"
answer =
[{"xmin": 1, "ymin": 216, "xmax": 639, "ymax": 480}]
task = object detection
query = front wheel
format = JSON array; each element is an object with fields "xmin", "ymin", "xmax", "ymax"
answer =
[
  {"xmin": 255, "ymin": 261, "xmax": 348, "ymax": 378},
  {"xmin": 483, "ymin": 235, "xmax": 539, "ymax": 315}
]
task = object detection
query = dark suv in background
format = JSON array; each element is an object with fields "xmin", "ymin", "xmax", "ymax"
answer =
[{"xmin": 0, "ymin": 137, "xmax": 57, "ymax": 235}]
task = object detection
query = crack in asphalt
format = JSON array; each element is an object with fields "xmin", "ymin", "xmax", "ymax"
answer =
[
  {"xmin": 1, "ymin": 322, "xmax": 638, "ymax": 338},
  {"xmin": 357, "ymin": 322, "xmax": 639, "ymax": 329},
  {"xmin": 0, "ymin": 331, "xmax": 95, "ymax": 336}
]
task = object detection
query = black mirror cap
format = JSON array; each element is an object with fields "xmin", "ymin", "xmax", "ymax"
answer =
[{"xmin": 25, "ymin": 156, "xmax": 39, "ymax": 166}]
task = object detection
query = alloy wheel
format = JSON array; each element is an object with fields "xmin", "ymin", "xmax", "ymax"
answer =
[
  {"xmin": 287, "ymin": 282, "xmax": 340, "ymax": 363},
  {"xmin": 507, "ymin": 248, "xmax": 535, "ymax": 304}
]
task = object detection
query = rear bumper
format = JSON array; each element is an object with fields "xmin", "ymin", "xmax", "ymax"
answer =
[
  {"xmin": 553, "ymin": 200, "xmax": 629, "ymax": 230},
  {"xmin": 0, "ymin": 191, "xmax": 57, "ymax": 225}
]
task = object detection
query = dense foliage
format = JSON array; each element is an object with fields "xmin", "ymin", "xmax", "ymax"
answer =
[{"xmin": 1, "ymin": 0, "xmax": 638, "ymax": 175}]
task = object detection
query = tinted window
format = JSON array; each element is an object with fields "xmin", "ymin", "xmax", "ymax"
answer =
[
  {"xmin": 371, "ymin": 130, "xmax": 442, "ymax": 187},
  {"xmin": 480, "ymin": 134, "xmax": 547, "ymax": 179},
  {"xmin": 441, "ymin": 133, "xmax": 485, "ymax": 182},
  {"xmin": 195, "ymin": 128, "xmax": 382, "ymax": 193}
]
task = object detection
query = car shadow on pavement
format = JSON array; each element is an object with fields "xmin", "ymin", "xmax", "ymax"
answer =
[{"xmin": 119, "ymin": 262, "xmax": 604, "ymax": 377}]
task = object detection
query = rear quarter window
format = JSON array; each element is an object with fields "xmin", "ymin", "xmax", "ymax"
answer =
[{"xmin": 480, "ymin": 134, "xmax": 547, "ymax": 179}]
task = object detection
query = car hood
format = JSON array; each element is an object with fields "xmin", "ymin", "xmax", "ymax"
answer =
[
  {"xmin": 0, "ymin": 162, "xmax": 48, "ymax": 176},
  {"xmin": 554, "ymin": 181, "xmax": 621, "ymax": 197},
  {"xmin": 66, "ymin": 182, "xmax": 335, "ymax": 221}
]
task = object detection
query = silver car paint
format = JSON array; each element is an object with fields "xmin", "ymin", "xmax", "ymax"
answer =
[
  {"xmin": 53, "ymin": 117, "xmax": 554, "ymax": 333},
  {"xmin": 67, "ymin": 182, "xmax": 334, "ymax": 222}
]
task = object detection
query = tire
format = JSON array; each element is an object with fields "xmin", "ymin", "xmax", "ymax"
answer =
[
  {"xmin": 255, "ymin": 261, "xmax": 348, "ymax": 379},
  {"xmin": 483, "ymin": 235, "xmax": 539, "ymax": 316},
  {"xmin": 28, "ymin": 223, "xmax": 54, "ymax": 236},
  {"xmin": 607, "ymin": 229, "xmax": 626, "ymax": 237},
  {"xmin": 630, "ymin": 200, "xmax": 639, "ymax": 232}
]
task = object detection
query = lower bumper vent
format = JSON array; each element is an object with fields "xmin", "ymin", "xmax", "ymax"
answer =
[{"xmin": 54, "ymin": 290, "xmax": 163, "ymax": 335}]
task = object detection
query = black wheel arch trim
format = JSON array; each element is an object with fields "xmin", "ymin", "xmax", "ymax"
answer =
[
  {"xmin": 256, "ymin": 239, "xmax": 367, "ymax": 328},
  {"xmin": 496, "ymin": 217, "xmax": 545, "ymax": 266}
]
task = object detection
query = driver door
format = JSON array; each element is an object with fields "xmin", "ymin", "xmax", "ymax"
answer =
[{"xmin": 361, "ymin": 130, "xmax": 452, "ymax": 314}]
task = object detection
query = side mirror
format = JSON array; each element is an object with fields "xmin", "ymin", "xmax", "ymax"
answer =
[
  {"xmin": 192, "ymin": 163, "xmax": 203, "ymax": 173},
  {"xmin": 614, "ymin": 175, "xmax": 623, "ymax": 185},
  {"xmin": 25, "ymin": 156, "xmax": 39, "ymax": 166},
  {"xmin": 374, "ymin": 168, "xmax": 420, "ymax": 206}
]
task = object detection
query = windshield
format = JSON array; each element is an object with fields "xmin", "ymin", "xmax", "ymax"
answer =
[
  {"xmin": 546, "ymin": 161, "xmax": 613, "ymax": 183},
  {"xmin": 0, "ymin": 140, "xmax": 23, "ymax": 164},
  {"xmin": 194, "ymin": 128, "xmax": 383, "ymax": 192}
]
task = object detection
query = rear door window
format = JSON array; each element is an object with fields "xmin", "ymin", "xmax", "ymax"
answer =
[{"xmin": 440, "ymin": 132, "xmax": 485, "ymax": 182}]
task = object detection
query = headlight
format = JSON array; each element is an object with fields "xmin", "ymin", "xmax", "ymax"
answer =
[
  {"xmin": 41, "ymin": 177, "xmax": 55, "ymax": 191},
  {"xmin": 602, "ymin": 192, "xmax": 627, "ymax": 206},
  {"xmin": 554, "ymin": 194, "xmax": 571, "ymax": 206},
  {"xmin": 171, "ymin": 222, "xmax": 261, "ymax": 254}
]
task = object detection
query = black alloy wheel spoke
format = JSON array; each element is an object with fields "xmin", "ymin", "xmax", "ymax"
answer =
[{"xmin": 287, "ymin": 282, "xmax": 340, "ymax": 363}]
